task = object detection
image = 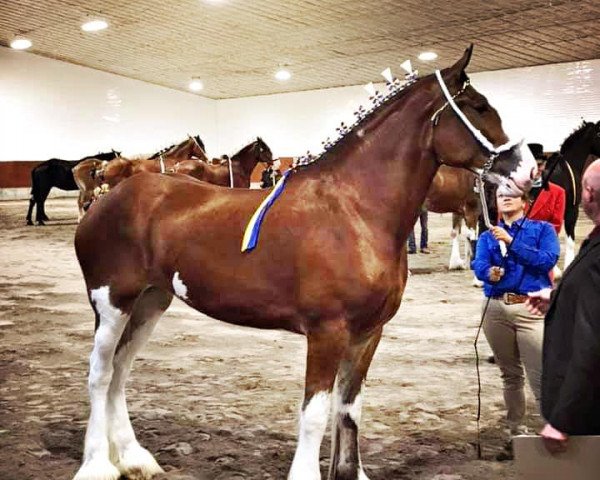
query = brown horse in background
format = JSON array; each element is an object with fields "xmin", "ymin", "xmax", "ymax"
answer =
[
  {"xmin": 173, "ymin": 137, "xmax": 273, "ymax": 188},
  {"xmin": 426, "ymin": 166, "xmax": 480, "ymax": 270},
  {"xmin": 74, "ymin": 135, "xmax": 207, "ymax": 212},
  {"xmin": 72, "ymin": 46, "xmax": 536, "ymax": 480}
]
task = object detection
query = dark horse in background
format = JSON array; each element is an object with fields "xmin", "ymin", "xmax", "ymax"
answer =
[
  {"xmin": 26, "ymin": 150, "xmax": 120, "ymax": 225},
  {"xmin": 72, "ymin": 46, "xmax": 536, "ymax": 480},
  {"xmin": 474, "ymin": 120, "xmax": 600, "ymax": 271},
  {"xmin": 545, "ymin": 120, "xmax": 600, "ymax": 268}
]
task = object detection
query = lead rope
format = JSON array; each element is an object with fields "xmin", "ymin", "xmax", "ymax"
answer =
[{"xmin": 473, "ymin": 153, "xmax": 562, "ymax": 458}]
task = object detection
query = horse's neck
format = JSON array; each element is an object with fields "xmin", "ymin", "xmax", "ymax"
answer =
[
  {"xmin": 301, "ymin": 102, "xmax": 439, "ymax": 241},
  {"xmin": 233, "ymin": 150, "xmax": 258, "ymax": 176},
  {"xmin": 564, "ymin": 134, "xmax": 594, "ymax": 175}
]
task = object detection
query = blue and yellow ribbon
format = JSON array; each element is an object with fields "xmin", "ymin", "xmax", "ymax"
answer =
[{"xmin": 241, "ymin": 169, "xmax": 292, "ymax": 252}]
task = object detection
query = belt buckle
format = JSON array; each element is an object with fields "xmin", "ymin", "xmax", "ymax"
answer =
[{"xmin": 503, "ymin": 292, "xmax": 525, "ymax": 305}]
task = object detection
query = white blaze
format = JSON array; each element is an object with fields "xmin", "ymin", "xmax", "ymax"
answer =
[{"xmin": 508, "ymin": 141, "xmax": 537, "ymax": 193}]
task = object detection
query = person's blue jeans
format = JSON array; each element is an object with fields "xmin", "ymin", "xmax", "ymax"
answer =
[{"xmin": 408, "ymin": 210, "xmax": 428, "ymax": 252}]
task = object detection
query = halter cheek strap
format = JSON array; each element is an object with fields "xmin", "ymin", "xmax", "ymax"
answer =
[
  {"xmin": 228, "ymin": 157, "xmax": 234, "ymax": 188},
  {"xmin": 188, "ymin": 134, "xmax": 204, "ymax": 153}
]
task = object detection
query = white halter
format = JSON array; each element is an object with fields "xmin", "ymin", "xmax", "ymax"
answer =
[
  {"xmin": 434, "ymin": 70, "xmax": 518, "ymax": 254},
  {"xmin": 433, "ymin": 70, "xmax": 521, "ymax": 176},
  {"xmin": 228, "ymin": 157, "xmax": 234, "ymax": 188}
]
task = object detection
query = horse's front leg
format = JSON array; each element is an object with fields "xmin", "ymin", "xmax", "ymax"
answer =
[{"xmin": 288, "ymin": 324, "xmax": 348, "ymax": 480}]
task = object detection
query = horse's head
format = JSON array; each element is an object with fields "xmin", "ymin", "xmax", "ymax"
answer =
[
  {"xmin": 187, "ymin": 134, "xmax": 208, "ymax": 160},
  {"xmin": 92, "ymin": 160, "xmax": 110, "ymax": 181},
  {"xmin": 431, "ymin": 45, "xmax": 536, "ymax": 196},
  {"xmin": 253, "ymin": 137, "xmax": 274, "ymax": 165}
]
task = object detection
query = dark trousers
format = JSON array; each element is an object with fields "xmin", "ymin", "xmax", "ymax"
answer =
[{"xmin": 408, "ymin": 210, "xmax": 428, "ymax": 252}]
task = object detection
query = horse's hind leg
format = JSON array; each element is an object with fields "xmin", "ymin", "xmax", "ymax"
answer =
[
  {"xmin": 74, "ymin": 286, "xmax": 136, "ymax": 480},
  {"xmin": 35, "ymin": 183, "xmax": 52, "ymax": 225},
  {"xmin": 328, "ymin": 328, "xmax": 382, "ymax": 480},
  {"xmin": 26, "ymin": 196, "xmax": 35, "ymax": 225},
  {"xmin": 563, "ymin": 206, "xmax": 579, "ymax": 269},
  {"xmin": 107, "ymin": 286, "xmax": 172, "ymax": 479},
  {"xmin": 288, "ymin": 325, "xmax": 348, "ymax": 480}
]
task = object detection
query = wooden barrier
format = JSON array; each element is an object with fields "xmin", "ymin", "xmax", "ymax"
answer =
[
  {"xmin": 0, "ymin": 161, "xmax": 41, "ymax": 188},
  {"xmin": 0, "ymin": 157, "xmax": 296, "ymax": 190}
]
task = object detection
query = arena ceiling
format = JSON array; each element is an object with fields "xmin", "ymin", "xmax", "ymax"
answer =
[{"xmin": 1, "ymin": 0, "xmax": 600, "ymax": 99}]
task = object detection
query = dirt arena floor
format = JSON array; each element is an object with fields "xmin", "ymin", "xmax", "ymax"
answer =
[{"xmin": 0, "ymin": 197, "xmax": 591, "ymax": 480}]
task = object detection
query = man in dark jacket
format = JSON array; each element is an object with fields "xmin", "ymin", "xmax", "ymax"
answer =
[{"xmin": 527, "ymin": 159, "xmax": 600, "ymax": 453}]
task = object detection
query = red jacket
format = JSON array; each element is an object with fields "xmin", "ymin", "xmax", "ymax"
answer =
[{"xmin": 525, "ymin": 182, "xmax": 566, "ymax": 234}]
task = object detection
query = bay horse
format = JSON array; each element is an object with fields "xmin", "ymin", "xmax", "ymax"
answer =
[
  {"xmin": 73, "ymin": 135, "xmax": 207, "ymax": 217},
  {"xmin": 72, "ymin": 46, "xmax": 536, "ymax": 480},
  {"xmin": 425, "ymin": 166, "xmax": 480, "ymax": 270},
  {"xmin": 25, "ymin": 150, "xmax": 120, "ymax": 225},
  {"xmin": 546, "ymin": 121, "xmax": 600, "ymax": 268},
  {"xmin": 90, "ymin": 135, "xmax": 208, "ymax": 190},
  {"xmin": 173, "ymin": 137, "xmax": 273, "ymax": 188}
]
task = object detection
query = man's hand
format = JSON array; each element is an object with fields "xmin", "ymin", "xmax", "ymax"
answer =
[
  {"xmin": 540, "ymin": 423, "xmax": 568, "ymax": 454},
  {"xmin": 526, "ymin": 288, "xmax": 553, "ymax": 315},
  {"xmin": 490, "ymin": 226, "xmax": 513, "ymax": 244}
]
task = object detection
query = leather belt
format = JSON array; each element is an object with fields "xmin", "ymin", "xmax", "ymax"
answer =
[{"xmin": 494, "ymin": 292, "xmax": 529, "ymax": 305}]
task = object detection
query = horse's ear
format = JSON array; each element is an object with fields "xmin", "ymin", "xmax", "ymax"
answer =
[{"xmin": 446, "ymin": 44, "xmax": 473, "ymax": 81}]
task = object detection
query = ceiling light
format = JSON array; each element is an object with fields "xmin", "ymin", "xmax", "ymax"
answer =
[
  {"xmin": 275, "ymin": 69, "xmax": 291, "ymax": 81},
  {"xmin": 82, "ymin": 20, "xmax": 109, "ymax": 32},
  {"xmin": 418, "ymin": 51, "xmax": 438, "ymax": 61},
  {"xmin": 10, "ymin": 38, "xmax": 32, "ymax": 50},
  {"xmin": 189, "ymin": 79, "xmax": 204, "ymax": 91}
]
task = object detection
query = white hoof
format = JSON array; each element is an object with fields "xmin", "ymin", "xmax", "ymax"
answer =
[
  {"xmin": 448, "ymin": 260, "xmax": 466, "ymax": 270},
  {"xmin": 471, "ymin": 276, "xmax": 484, "ymax": 288},
  {"xmin": 117, "ymin": 445, "xmax": 164, "ymax": 479},
  {"xmin": 359, "ymin": 469, "xmax": 371, "ymax": 480},
  {"xmin": 74, "ymin": 457, "xmax": 121, "ymax": 480}
]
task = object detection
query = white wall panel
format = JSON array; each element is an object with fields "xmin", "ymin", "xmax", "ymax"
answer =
[
  {"xmin": 1, "ymin": 47, "xmax": 599, "ymax": 162},
  {"xmin": 0, "ymin": 47, "xmax": 217, "ymax": 160},
  {"xmin": 215, "ymin": 85, "xmax": 372, "ymax": 158},
  {"xmin": 215, "ymin": 59, "xmax": 600, "ymax": 157},
  {"xmin": 473, "ymin": 60, "xmax": 600, "ymax": 151}
]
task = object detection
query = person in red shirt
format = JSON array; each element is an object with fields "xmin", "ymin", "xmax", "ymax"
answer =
[{"xmin": 525, "ymin": 143, "xmax": 566, "ymax": 235}]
